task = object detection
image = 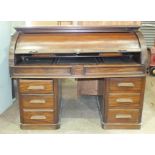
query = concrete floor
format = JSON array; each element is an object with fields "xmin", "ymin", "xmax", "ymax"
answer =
[{"xmin": 0, "ymin": 76, "xmax": 155, "ymax": 134}]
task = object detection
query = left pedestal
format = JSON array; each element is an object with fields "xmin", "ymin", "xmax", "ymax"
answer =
[{"xmin": 17, "ymin": 79, "xmax": 61, "ymax": 130}]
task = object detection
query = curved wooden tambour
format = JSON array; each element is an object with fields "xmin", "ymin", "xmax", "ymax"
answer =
[
  {"xmin": 9, "ymin": 32, "xmax": 20, "ymax": 66},
  {"xmin": 14, "ymin": 32, "xmax": 141, "ymax": 54},
  {"xmin": 136, "ymin": 31, "xmax": 148, "ymax": 67}
]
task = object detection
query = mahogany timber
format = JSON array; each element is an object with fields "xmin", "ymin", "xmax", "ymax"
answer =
[
  {"xmin": 9, "ymin": 32, "xmax": 20, "ymax": 66},
  {"xmin": 18, "ymin": 79, "xmax": 60, "ymax": 130},
  {"xmin": 77, "ymin": 80, "xmax": 99, "ymax": 96},
  {"xmin": 108, "ymin": 77, "xmax": 144, "ymax": 92},
  {"xmin": 21, "ymin": 95, "xmax": 55, "ymax": 109},
  {"xmin": 108, "ymin": 93, "xmax": 141, "ymax": 108},
  {"xmin": 19, "ymin": 80, "xmax": 54, "ymax": 94},
  {"xmin": 15, "ymin": 26, "xmax": 139, "ymax": 34},
  {"xmin": 22, "ymin": 111, "xmax": 55, "ymax": 124},
  {"xmin": 9, "ymin": 26, "xmax": 146, "ymax": 130},
  {"xmin": 15, "ymin": 32, "xmax": 141, "ymax": 54},
  {"xmin": 11, "ymin": 64, "xmax": 145, "ymax": 79},
  {"xmin": 99, "ymin": 77, "xmax": 146, "ymax": 129},
  {"xmin": 106, "ymin": 109, "xmax": 140, "ymax": 123}
]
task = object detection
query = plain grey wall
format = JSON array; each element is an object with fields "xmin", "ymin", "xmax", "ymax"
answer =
[{"xmin": 0, "ymin": 21, "xmax": 25, "ymax": 114}]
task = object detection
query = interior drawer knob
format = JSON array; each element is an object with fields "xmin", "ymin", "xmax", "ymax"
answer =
[
  {"xmin": 117, "ymin": 82, "xmax": 135, "ymax": 87},
  {"xmin": 115, "ymin": 114, "xmax": 132, "ymax": 119}
]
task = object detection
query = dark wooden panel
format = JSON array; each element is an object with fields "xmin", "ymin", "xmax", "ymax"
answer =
[
  {"xmin": 13, "ymin": 66, "xmax": 72, "ymax": 77},
  {"xmin": 109, "ymin": 77, "xmax": 143, "ymax": 92},
  {"xmin": 107, "ymin": 109, "xmax": 140, "ymax": 123},
  {"xmin": 19, "ymin": 80, "xmax": 53, "ymax": 94},
  {"xmin": 20, "ymin": 124, "xmax": 60, "ymax": 130},
  {"xmin": 77, "ymin": 80, "xmax": 99, "ymax": 96},
  {"xmin": 9, "ymin": 32, "xmax": 20, "ymax": 66},
  {"xmin": 108, "ymin": 93, "xmax": 141, "ymax": 108},
  {"xmin": 22, "ymin": 111, "xmax": 55, "ymax": 124},
  {"xmin": 103, "ymin": 123, "xmax": 141, "ymax": 129},
  {"xmin": 85, "ymin": 66, "xmax": 144, "ymax": 76},
  {"xmin": 15, "ymin": 32, "xmax": 140, "ymax": 54},
  {"xmin": 11, "ymin": 65, "xmax": 145, "ymax": 78},
  {"xmin": 15, "ymin": 26, "xmax": 140, "ymax": 33},
  {"xmin": 21, "ymin": 95, "xmax": 55, "ymax": 109}
]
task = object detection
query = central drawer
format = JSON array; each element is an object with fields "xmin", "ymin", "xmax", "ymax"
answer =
[
  {"xmin": 22, "ymin": 111, "xmax": 55, "ymax": 124},
  {"xmin": 21, "ymin": 95, "xmax": 55, "ymax": 109},
  {"xmin": 108, "ymin": 93, "xmax": 141, "ymax": 108},
  {"xmin": 19, "ymin": 80, "xmax": 53, "ymax": 94}
]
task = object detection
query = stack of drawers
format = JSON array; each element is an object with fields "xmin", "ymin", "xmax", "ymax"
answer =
[
  {"xmin": 18, "ymin": 79, "xmax": 60, "ymax": 129},
  {"xmin": 103, "ymin": 77, "xmax": 145, "ymax": 129}
]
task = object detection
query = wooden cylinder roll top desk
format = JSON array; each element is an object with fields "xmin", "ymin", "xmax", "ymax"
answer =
[{"xmin": 9, "ymin": 25, "xmax": 147, "ymax": 129}]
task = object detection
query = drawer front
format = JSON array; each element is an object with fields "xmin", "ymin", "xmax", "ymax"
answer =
[
  {"xmin": 108, "ymin": 93, "xmax": 141, "ymax": 108},
  {"xmin": 22, "ymin": 111, "xmax": 55, "ymax": 124},
  {"xmin": 21, "ymin": 95, "xmax": 55, "ymax": 109},
  {"xmin": 85, "ymin": 66, "xmax": 144, "ymax": 76},
  {"xmin": 107, "ymin": 109, "xmax": 140, "ymax": 123},
  {"xmin": 109, "ymin": 78, "xmax": 143, "ymax": 92},
  {"xmin": 19, "ymin": 80, "xmax": 53, "ymax": 94}
]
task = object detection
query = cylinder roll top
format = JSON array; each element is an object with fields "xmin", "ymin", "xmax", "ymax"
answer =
[{"xmin": 15, "ymin": 32, "xmax": 141, "ymax": 54}]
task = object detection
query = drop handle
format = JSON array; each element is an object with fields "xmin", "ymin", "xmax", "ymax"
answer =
[
  {"xmin": 115, "ymin": 114, "xmax": 132, "ymax": 119},
  {"xmin": 116, "ymin": 98, "xmax": 133, "ymax": 103},
  {"xmin": 30, "ymin": 115, "xmax": 46, "ymax": 120},
  {"xmin": 27, "ymin": 85, "xmax": 45, "ymax": 90},
  {"xmin": 117, "ymin": 82, "xmax": 135, "ymax": 87},
  {"xmin": 30, "ymin": 99, "xmax": 46, "ymax": 104},
  {"xmin": 29, "ymin": 50, "xmax": 38, "ymax": 54}
]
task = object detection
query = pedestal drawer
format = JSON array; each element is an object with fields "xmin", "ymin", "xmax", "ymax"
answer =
[
  {"xmin": 21, "ymin": 95, "xmax": 55, "ymax": 109},
  {"xmin": 22, "ymin": 110, "xmax": 55, "ymax": 124},
  {"xmin": 108, "ymin": 93, "xmax": 141, "ymax": 108},
  {"xmin": 109, "ymin": 77, "xmax": 143, "ymax": 92},
  {"xmin": 107, "ymin": 109, "xmax": 140, "ymax": 123},
  {"xmin": 19, "ymin": 80, "xmax": 53, "ymax": 94}
]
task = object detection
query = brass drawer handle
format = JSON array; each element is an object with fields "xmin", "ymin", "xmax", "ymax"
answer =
[
  {"xmin": 115, "ymin": 114, "xmax": 132, "ymax": 119},
  {"xmin": 30, "ymin": 99, "xmax": 46, "ymax": 104},
  {"xmin": 116, "ymin": 98, "xmax": 133, "ymax": 103},
  {"xmin": 117, "ymin": 82, "xmax": 135, "ymax": 87},
  {"xmin": 30, "ymin": 115, "xmax": 46, "ymax": 120},
  {"xmin": 27, "ymin": 85, "xmax": 45, "ymax": 90},
  {"xmin": 24, "ymin": 109, "xmax": 54, "ymax": 112}
]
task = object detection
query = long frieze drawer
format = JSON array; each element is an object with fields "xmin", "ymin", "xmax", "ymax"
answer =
[
  {"xmin": 84, "ymin": 65, "xmax": 145, "ymax": 76},
  {"xmin": 108, "ymin": 93, "xmax": 141, "ymax": 108},
  {"xmin": 107, "ymin": 109, "xmax": 140, "ymax": 123},
  {"xmin": 12, "ymin": 66, "xmax": 72, "ymax": 76},
  {"xmin": 108, "ymin": 77, "xmax": 144, "ymax": 92},
  {"xmin": 22, "ymin": 111, "xmax": 55, "ymax": 124},
  {"xmin": 19, "ymin": 80, "xmax": 53, "ymax": 94},
  {"xmin": 21, "ymin": 95, "xmax": 55, "ymax": 109}
]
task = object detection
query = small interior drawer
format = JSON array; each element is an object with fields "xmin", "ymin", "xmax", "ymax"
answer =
[
  {"xmin": 107, "ymin": 109, "xmax": 140, "ymax": 123},
  {"xmin": 22, "ymin": 111, "xmax": 55, "ymax": 124},
  {"xmin": 109, "ymin": 77, "xmax": 144, "ymax": 92},
  {"xmin": 19, "ymin": 80, "xmax": 53, "ymax": 94},
  {"xmin": 21, "ymin": 95, "xmax": 55, "ymax": 109},
  {"xmin": 108, "ymin": 93, "xmax": 141, "ymax": 108}
]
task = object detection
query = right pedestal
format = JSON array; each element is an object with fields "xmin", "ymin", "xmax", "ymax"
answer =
[{"xmin": 99, "ymin": 77, "xmax": 145, "ymax": 129}]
